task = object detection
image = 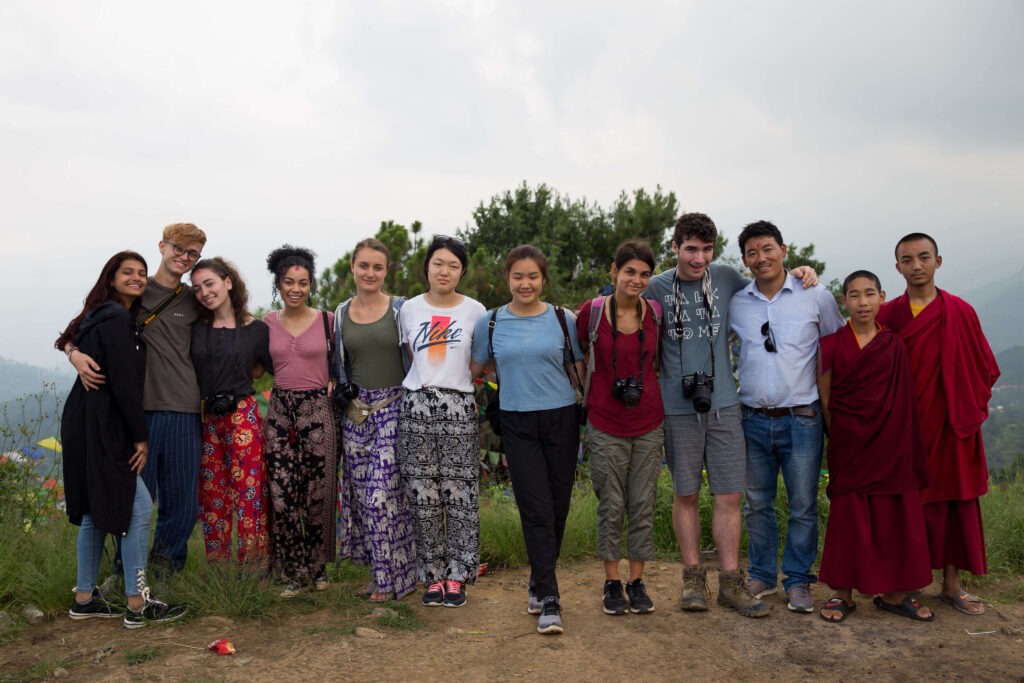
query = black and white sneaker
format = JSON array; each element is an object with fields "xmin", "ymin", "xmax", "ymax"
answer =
[
  {"xmin": 537, "ymin": 596, "xmax": 563, "ymax": 634},
  {"xmin": 122, "ymin": 590, "xmax": 187, "ymax": 629},
  {"xmin": 602, "ymin": 580, "xmax": 628, "ymax": 616},
  {"xmin": 443, "ymin": 580, "xmax": 466, "ymax": 608},
  {"xmin": 421, "ymin": 581, "xmax": 445, "ymax": 606},
  {"xmin": 69, "ymin": 588, "xmax": 123, "ymax": 620},
  {"xmin": 626, "ymin": 578, "xmax": 655, "ymax": 614}
]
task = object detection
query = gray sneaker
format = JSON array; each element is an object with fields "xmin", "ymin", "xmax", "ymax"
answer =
[
  {"xmin": 527, "ymin": 582, "xmax": 542, "ymax": 615},
  {"xmin": 786, "ymin": 583, "xmax": 814, "ymax": 613},
  {"xmin": 536, "ymin": 596, "xmax": 563, "ymax": 634},
  {"xmin": 747, "ymin": 578, "xmax": 778, "ymax": 600}
]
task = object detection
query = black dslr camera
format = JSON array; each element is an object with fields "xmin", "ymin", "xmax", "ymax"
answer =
[
  {"xmin": 205, "ymin": 393, "xmax": 237, "ymax": 417},
  {"xmin": 682, "ymin": 372, "xmax": 714, "ymax": 413},
  {"xmin": 612, "ymin": 376, "xmax": 643, "ymax": 408},
  {"xmin": 332, "ymin": 382, "xmax": 360, "ymax": 409}
]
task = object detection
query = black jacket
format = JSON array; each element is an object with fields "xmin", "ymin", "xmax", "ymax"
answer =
[{"xmin": 61, "ymin": 301, "xmax": 148, "ymax": 535}]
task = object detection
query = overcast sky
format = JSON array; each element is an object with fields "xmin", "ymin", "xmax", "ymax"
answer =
[{"xmin": 2, "ymin": 0, "xmax": 1022, "ymax": 368}]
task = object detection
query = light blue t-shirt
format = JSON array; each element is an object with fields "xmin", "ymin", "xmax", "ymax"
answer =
[{"xmin": 471, "ymin": 304, "xmax": 583, "ymax": 412}]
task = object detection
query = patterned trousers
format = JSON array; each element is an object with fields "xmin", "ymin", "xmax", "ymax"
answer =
[
  {"xmin": 339, "ymin": 385, "xmax": 417, "ymax": 598},
  {"xmin": 199, "ymin": 396, "xmax": 268, "ymax": 565},
  {"xmin": 397, "ymin": 388, "xmax": 479, "ymax": 584},
  {"xmin": 265, "ymin": 387, "xmax": 338, "ymax": 584}
]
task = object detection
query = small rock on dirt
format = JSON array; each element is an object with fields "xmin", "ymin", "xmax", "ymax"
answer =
[
  {"xmin": 369, "ymin": 607, "xmax": 398, "ymax": 619},
  {"xmin": 93, "ymin": 644, "xmax": 115, "ymax": 663},
  {"xmin": 446, "ymin": 627, "xmax": 464, "ymax": 635},
  {"xmin": 355, "ymin": 627, "xmax": 386, "ymax": 639},
  {"xmin": 1000, "ymin": 627, "xmax": 1024, "ymax": 636},
  {"xmin": 22, "ymin": 606, "xmax": 45, "ymax": 625},
  {"xmin": 51, "ymin": 668, "xmax": 69, "ymax": 679}
]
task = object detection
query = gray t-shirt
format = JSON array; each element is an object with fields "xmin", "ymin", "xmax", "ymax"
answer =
[
  {"xmin": 644, "ymin": 263, "xmax": 748, "ymax": 415},
  {"xmin": 138, "ymin": 278, "xmax": 201, "ymax": 413}
]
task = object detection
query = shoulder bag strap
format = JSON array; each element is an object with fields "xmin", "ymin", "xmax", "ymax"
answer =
[{"xmin": 138, "ymin": 283, "xmax": 185, "ymax": 331}]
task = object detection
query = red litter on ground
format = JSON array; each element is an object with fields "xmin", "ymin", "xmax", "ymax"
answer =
[{"xmin": 208, "ymin": 639, "xmax": 236, "ymax": 655}]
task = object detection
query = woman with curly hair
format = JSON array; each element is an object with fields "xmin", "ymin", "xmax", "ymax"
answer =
[
  {"xmin": 190, "ymin": 257, "xmax": 273, "ymax": 565},
  {"xmin": 58, "ymin": 251, "xmax": 186, "ymax": 628},
  {"xmin": 335, "ymin": 238, "xmax": 417, "ymax": 602},
  {"xmin": 263, "ymin": 245, "xmax": 339, "ymax": 597}
]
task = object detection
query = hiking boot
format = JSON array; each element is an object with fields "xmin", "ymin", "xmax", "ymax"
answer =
[
  {"xmin": 717, "ymin": 570, "xmax": 770, "ymax": 618},
  {"xmin": 680, "ymin": 564, "xmax": 710, "ymax": 612},
  {"xmin": 122, "ymin": 590, "xmax": 187, "ymax": 629},
  {"xmin": 443, "ymin": 580, "xmax": 466, "ymax": 608},
  {"xmin": 422, "ymin": 581, "xmax": 445, "ymax": 606},
  {"xmin": 625, "ymin": 578, "xmax": 655, "ymax": 614},
  {"xmin": 787, "ymin": 583, "xmax": 814, "ymax": 613},
  {"xmin": 527, "ymin": 582, "xmax": 542, "ymax": 615},
  {"xmin": 602, "ymin": 580, "xmax": 628, "ymax": 616},
  {"xmin": 536, "ymin": 596, "xmax": 563, "ymax": 634},
  {"xmin": 314, "ymin": 571, "xmax": 329, "ymax": 592},
  {"xmin": 747, "ymin": 577, "xmax": 778, "ymax": 599},
  {"xmin": 69, "ymin": 588, "xmax": 123, "ymax": 620}
]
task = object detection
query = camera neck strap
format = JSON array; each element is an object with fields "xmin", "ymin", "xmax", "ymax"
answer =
[
  {"xmin": 609, "ymin": 295, "xmax": 646, "ymax": 381},
  {"xmin": 672, "ymin": 270, "xmax": 716, "ymax": 378},
  {"xmin": 203, "ymin": 321, "xmax": 242, "ymax": 396}
]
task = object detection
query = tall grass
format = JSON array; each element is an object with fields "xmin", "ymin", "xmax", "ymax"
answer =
[{"xmin": 2, "ymin": 385, "xmax": 1023, "ymax": 628}]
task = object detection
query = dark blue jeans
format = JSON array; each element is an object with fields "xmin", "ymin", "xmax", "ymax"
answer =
[
  {"xmin": 141, "ymin": 411, "xmax": 201, "ymax": 571},
  {"xmin": 742, "ymin": 404, "xmax": 823, "ymax": 591}
]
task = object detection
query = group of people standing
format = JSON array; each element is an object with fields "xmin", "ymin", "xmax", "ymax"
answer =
[{"xmin": 57, "ymin": 214, "xmax": 998, "ymax": 634}]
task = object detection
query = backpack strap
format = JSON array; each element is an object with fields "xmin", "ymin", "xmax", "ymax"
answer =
[
  {"xmin": 554, "ymin": 305, "xmax": 584, "ymax": 394},
  {"xmin": 583, "ymin": 297, "xmax": 606, "ymax": 404},
  {"xmin": 487, "ymin": 307, "xmax": 500, "ymax": 389}
]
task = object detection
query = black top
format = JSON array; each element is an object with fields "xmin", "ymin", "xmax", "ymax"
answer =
[
  {"xmin": 61, "ymin": 300, "xmax": 147, "ymax": 535},
  {"xmin": 190, "ymin": 320, "xmax": 273, "ymax": 398}
]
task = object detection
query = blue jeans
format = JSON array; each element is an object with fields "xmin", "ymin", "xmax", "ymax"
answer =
[
  {"xmin": 141, "ymin": 411, "xmax": 201, "ymax": 571},
  {"xmin": 76, "ymin": 476, "xmax": 153, "ymax": 597},
  {"xmin": 742, "ymin": 404, "xmax": 823, "ymax": 591}
]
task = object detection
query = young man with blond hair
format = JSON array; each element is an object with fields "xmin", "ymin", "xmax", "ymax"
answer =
[{"xmin": 69, "ymin": 222, "xmax": 207, "ymax": 573}]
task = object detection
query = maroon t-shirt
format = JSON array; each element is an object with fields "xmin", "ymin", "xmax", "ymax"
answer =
[{"xmin": 578, "ymin": 298, "xmax": 664, "ymax": 437}]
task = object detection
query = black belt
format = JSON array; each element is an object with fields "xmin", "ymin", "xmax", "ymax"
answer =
[{"xmin": 746, "ymin": 405, "xmax": 817, "ymax": 418}]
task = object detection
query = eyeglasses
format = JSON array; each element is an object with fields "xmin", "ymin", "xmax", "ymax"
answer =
[
  {"xmin": 761, "ymin": 321, "xmax": 777, "ymax": 353},
  {"xmin": 167, "ymin": 241, "xmax": 202, "ymax": 262}
]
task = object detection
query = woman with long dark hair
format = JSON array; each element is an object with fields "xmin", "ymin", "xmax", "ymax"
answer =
[
  {"xmin": 190, "ymin": 257, "xmax": 273, "ymax": 566},
  {"xmin": 470, "ymin": 244, "xmax": 584, "ymax": 635},
  {"xmin": 576, "ymin": 240, "xmax": 664, "ymax": 616},
  {"xmin": 263, "ymin": 245, "xmax": 339, "ymax": 597},
  {"xmin": 58, "ymin": 251, "xmax": 186, "ymax": 628},
  {"xmin": 397, "ymin": 235, "xmax": 486, "ymax": 608}
]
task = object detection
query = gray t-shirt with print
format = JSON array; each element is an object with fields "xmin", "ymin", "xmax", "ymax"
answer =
[
  {"xmin": 138, "ymin": 278, "xmax": 201, "ymax": 413},
  {"xmin": 644, "ymin": 263, "xmax": 748, "ymax": 416}
]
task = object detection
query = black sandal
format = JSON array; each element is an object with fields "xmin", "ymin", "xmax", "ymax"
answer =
[
  {"xmin": 873, "ymin": 595, "xmax": 934, "ymax": 622},
  {"xmin": 819, "ymin": 596, "xmax": 856, "ymax": 623}
]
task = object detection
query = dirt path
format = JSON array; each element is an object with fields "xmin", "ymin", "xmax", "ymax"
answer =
[{"xmin": 2, "ymin": 562, "xmax": 1023, "ymax": 682}]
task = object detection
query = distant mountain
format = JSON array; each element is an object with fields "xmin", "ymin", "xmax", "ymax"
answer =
[
  {"xmin": 962, "ymin": 269, "xmax": 1024, "ymax": 355},
  {"xmin": 984, "ymin": 346, "xmax": 1024, "ymax": 477},
  {"xmin": 0, "ymin": 357, "xmax": 75, "ymax": 406}
]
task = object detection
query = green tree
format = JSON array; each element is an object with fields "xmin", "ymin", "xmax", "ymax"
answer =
[
  {"xmin": 313, "ymin": 220, "xmax": 427, "ymax": 310},
  {"xmin": 462, "ymin": 182, "xmax": 678, "ymax": 307}
]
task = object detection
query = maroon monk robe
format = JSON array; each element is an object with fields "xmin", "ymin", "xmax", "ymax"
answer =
[
  {"xmin": 877, "ymin": 290, "xmax": 1000, "ymax": 503},
  {"xmin": 878, "ymin": 291, "xmax": 999, "ymax": 574},
  {"xmin": 818, "ymin": 323, "xmax": 931, "ymax": 593},
  {"xmin": 821, "ymin": 324, "xmax": 929, "ymax": 497}
]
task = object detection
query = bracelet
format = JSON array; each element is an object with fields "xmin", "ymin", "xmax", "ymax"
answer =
[{"xmin": 65, "ymin": 345, "xmax": 78, "ymax": 359}]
